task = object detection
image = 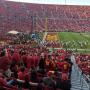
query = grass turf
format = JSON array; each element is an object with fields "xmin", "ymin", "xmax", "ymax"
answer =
[{"xmin": 58, "ymin": 32, "xmax": 90, "ymax": 54}]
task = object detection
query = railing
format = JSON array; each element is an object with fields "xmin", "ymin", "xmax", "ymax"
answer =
[
  {"xmin": 83, "ymin": 74, "xmax": 90, "ymax": 88},
  {"xmin": 77, "ymin": 64, "xmax": 90, "ymax": 90}
]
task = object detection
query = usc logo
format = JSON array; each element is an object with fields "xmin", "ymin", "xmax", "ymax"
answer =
[{"xmin": 46, "ymin": 35, "xmax": 58, "ymax": 41}]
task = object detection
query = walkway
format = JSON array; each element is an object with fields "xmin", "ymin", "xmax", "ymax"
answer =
[{"xmin": 70, "ymin": 55, "xmax": 89, "ymax": 90}]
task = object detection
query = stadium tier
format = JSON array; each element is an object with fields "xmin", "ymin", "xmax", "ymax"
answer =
[{"xmin": 0, "ymin": 1, "xmax": 90, "ymax": 35}]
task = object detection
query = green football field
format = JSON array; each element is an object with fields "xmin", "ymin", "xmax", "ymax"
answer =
[
  {"xmin": 58, "ymin": 32, "xmax": 90, "ymax": 54},
  {"xmin": 39, "ymin": 32, "xmax": 90, "ymax": 54}
]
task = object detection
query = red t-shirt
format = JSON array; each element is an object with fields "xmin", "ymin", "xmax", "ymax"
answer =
[
  {"xmin": 56, "ymin": 61, "xmax": 63, "ymax": 70},
  {"xmin": 61, "ymin": 73, "xmax": 68, "ymax": 81},
  {"xmin": 21, "ymin": 55, "xmax": 28, "ymax": 64},
  {"xmin": 0, "ymin": 77, "xmax": 7, "ymax": 86},
  {"xmin": 34, "ymin": 56, "xmax": 39, "ymax": 67},
  {"xmin": 62, "ymin": 61, "xmax": 70, "ymax": 73},
  {"xmin": 0, "ymin": 56, "xmax": 10, "ymax": 71},
  {"xmin": 18, "ymin": 70, "xmax": 30, "ymax": 81},
  {"xmin": 12, "ymin": 52, "xmax": 20, "ymax": 63},
  {"xmin": 18, "ymin": 71, "xmax": 25, "ymax": 80},
  {"xmin": 27, "ymin": 55, "xmax": 33, "ymax": 69}
]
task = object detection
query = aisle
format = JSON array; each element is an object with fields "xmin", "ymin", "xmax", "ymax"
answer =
[{"xmin": 70, "ymin": 55, "xmax": 89, "ymax": 90}]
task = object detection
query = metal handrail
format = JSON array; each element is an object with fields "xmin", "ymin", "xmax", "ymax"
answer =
[
  {"xmin": 78, "ymin": 67, "xmax": 90, "ymax": 82},
  {"xmin": 78, "ymin": 67, "xmax": 90, "ymax": 90},
  {"xmin": 82, "ymin": 77, "xmax": 90, "ymax": 89},
  {"xmin": 83, "ymin": 74, "xmax": 90, "ymax": 82}
]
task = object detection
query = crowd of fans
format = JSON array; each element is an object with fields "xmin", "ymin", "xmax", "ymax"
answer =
[
  {"xmin": 76, "ymin": 54, "xmax": 90, "ymax": 76},
  {"xmin": 0, "ymin": 1, "xmax": 90, "ymax": 90},
  {"xmin": 0, "ymin": 36, "xmax": 72, "ymax": 90},
  {"xmin": 0, "ymin": 1, "xmax": 90, "ymax": 36}
]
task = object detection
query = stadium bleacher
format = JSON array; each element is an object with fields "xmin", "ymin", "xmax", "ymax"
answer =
[
  {"xmin": 0, "ymin": 1, "xmax": 90, "ymax": 36},
  {"xmin": 0, "ymin": 1, "xmax": 90, "ymax": 90}
]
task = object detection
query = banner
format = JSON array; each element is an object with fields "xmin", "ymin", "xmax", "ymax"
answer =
[{"xmin": 46, "ymin": 34, "xmax": 58, "ymax": 41}]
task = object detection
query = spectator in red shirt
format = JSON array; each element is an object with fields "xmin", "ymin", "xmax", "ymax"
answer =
[
  {"xmin": 12, "ymin": 49, "xmax": 20, "ymax": 64},
  {"xmin": 61, "ymin": 60, "xmax": 70, "ymax": 73},
  {"xmin": 18, "ymin": 67, "xmax": 29, "ymax": 80},
  {"xmin": 0, "ymin": 51, "xmax": 10, "ymax": 71}
]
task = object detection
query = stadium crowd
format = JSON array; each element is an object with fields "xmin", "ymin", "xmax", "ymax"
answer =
[
  {"xmin": 0, "ymin": 1, "xmax": 90, "ymax": 90},
  {"xmin": 0, "ymin": 1, "xmax": 90, "ymax": 36},
  {"xmin": 76, "ymin": 54, "xmax": 90, "ymax": 76},
  {"xmin": 0, "ymin": 35, "xmax": 73, "ymax": 90}
]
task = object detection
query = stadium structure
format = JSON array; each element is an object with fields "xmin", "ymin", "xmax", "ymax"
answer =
[{"xmin": 0, "ymin": 0, "xmax": 90, "ymax": 90}]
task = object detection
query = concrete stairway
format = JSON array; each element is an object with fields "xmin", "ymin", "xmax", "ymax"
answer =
[{"xmin": 70, "ymin": 55, "xmax": 89, "ymax": 90}]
